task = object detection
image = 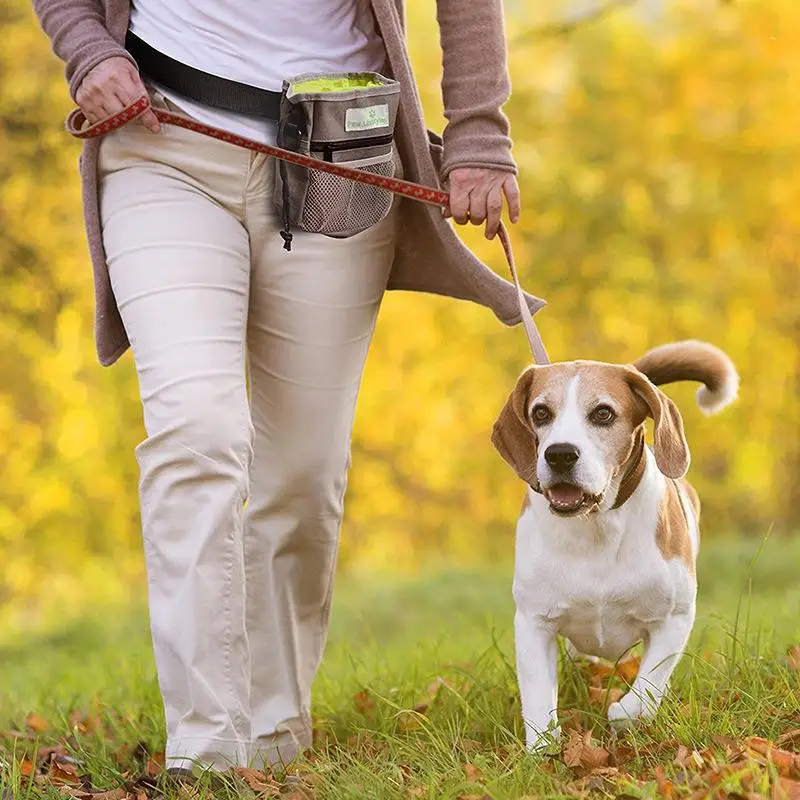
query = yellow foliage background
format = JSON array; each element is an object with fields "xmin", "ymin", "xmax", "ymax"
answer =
[{"xmin": 1, "ymin": 0, "xmax": 797, "ymax": 628}]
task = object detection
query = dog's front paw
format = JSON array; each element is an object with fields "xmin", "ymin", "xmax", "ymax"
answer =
[{"xmin": 607, "ymin": 692, "xmax": 658, "ymax": 729}]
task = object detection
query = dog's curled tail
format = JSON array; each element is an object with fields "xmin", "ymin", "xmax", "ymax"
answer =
[{"xmin": 633, "ymin": 340, "xmax": 739, "ymax": 416}]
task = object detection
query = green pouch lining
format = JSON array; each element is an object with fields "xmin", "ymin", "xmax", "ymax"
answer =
[{"xmin": 289, "ymin": 75, "xmax": 385, "ymax": 94}]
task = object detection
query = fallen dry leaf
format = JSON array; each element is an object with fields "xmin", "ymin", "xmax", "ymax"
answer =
[
  {"xmin": 690, "ymin": 762, "xmax": 749, "ymax": 790},
  {"xmin": 617, "ymin": 655, "xmax": 641, "ymax": 684},
  {"xmin": 280, "ymin": 790, "xmax": 315, "ymax": 800},
  {"xmin": 787, "ymin": 646, "xmax": 800, "ymax": 672},
  {"xmin": 353, "ymin": 689, "xmax": 376, "ymax": 717},
  {"xmin": 774, "ymin": 777, "xmax": 800, "ymax": 800},
  {"xmin": 47, "ymin": 754, "xmax": 82, "ymax": 785},
  {"xmin": 559, "ymin": 709, "xmax": 585, "ymax": 732},
  {"xmin": 25, "ymin": 713, "xmax": 50, "ymax": 734},
  {"xmin": 654, "ymin": 765, "xmax": 675, "ymax": 799},
  {"xmin": 712, "ymin": 734, "xmax": 748, "ymax": 763},
  {"xmin": 675, "ymin": 745, "xmax": 706, "ymax": 771},
  {"xmin": 455, "ymin": 795, "xmax": 492, "ymax": 800},
  {"xmin": 566, "ymin": 766, "xmax": 625, "ymax": 795},
  {"xmin": 37, "ymin": 745, "xmax": 71, "ymax": 764},
  {"xmin": 18, "ymin": 758, "xmax": 35, "ymax": 777},
  {"xmin": 55, "ymin": 788, "xmax": 92, "ymax": 799},
  {"xmin": 746, "ymin": 738, "xmax": 800, "ymax": 778},
  {"xmin": 406, "ymin": 789, "xmax": 426, "ymax": 799},
  {"xmin": 1, "ymin": 729, "xmax": 35, "ymax": 741},
  {"xmin": 144, "ymin": 751, "xmax": 165, "ymax": 777},
  {"xmin": 89, "ymin": 790, "xmax": 128, "ymax": 800},
  {"xmin": 610, "ymin": 744, "xmax": 636, "ymax": 767},
  {"xmin": 417, "ymin": 678, "xmax": 448, "ymax": 710},
  {"xmin": 562, "ymin": 729, "xmax": 610, "ymax": 772},
  {"xmin": 634, "ymin": 740, "xmax": 682, "ymax": 767},
  {"xmin": 232, "ymin": 766, "xmax": 280, "ymax": 795},
  {"xmin": 778, "ymin": 731, "xmax": 800, "ymax": 751},
  {"xmin": 587, "ymin": 660, "xmax": 615, "ymax": 685},
  {"xmin": 463, "ymin": 763, "xmax": 484, "ymax": 783},
  {"xmin": 588, "ymin": 685, "xmax": 624, "ymax": 708},
  {"xmin": 68, "ymin": 711, "xmax": 104, "ymax": 736}
]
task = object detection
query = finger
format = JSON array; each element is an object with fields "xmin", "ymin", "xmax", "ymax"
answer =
[
  {"xmin": 504, "ymin": 176, "xmax": 521, "ymax": 224},
  {"xmin": 76, "ymin": 96, "xmax": 103, "ymax": 124},
  {"xmin": 79, "ymin": 95, "xmax": 121, "ymax": 124},
  {"xmin": 449, "ymin": 187, "xmax": 471, "ymax": 225},
  {"xmin": 138, "ymin": 108, "xmax": 162, "ymax": 133},
  {"xmin": 466, "ymin": 185, "xmax": 490, "ymax": 226},
  {"xmin": 113, "ymin": 68, "xmax": 161, "ymax": 132},
  {"xmin": 79, "ymin": 81, "xmax": 126, "ymax": 119},
  {"xmin": 120, "ymin": 67, "xmax": 161, "ymax": 132},
  {"xmin": 114, "ymin": 65, "xmax": 143, "ymax": 103},
  {"xmin": 93, "ymin": 93, "xmax": 127, "ymax": 119},
  {"xmin": 485, "ymin": 186, "xmax": 504, "ymax": 239}
]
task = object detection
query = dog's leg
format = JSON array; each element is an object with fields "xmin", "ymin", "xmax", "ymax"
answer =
[
  {"xmin": 515, "ymin": 610, "xmax": 559, "ymax": 751},
  {"xmin": 607, "ymin": 606, "xmax": 695, "ymax": 728}
]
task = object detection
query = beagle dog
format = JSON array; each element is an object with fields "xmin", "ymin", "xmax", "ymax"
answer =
[{"xmin": 491, "ymin": 341, "xmax": 738, "ymax": 749}]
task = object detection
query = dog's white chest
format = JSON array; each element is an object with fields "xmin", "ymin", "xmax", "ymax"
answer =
[
  {"xmin": 513, "ymin": 488, "xmax": 695, "ymax": 662},
  {"xmin": 547, "ymin": 564, "xmax": 676, "ymax": 660}
]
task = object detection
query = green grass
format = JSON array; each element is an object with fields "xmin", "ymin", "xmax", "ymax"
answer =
[{"xmin": 1, "ymin": 533, "xmax": 799, "ymax": 798}]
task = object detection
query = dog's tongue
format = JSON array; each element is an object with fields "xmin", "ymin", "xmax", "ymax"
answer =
[{"xmin": 546, "ymin": 484, "xmax": 584, "ymax": 509}]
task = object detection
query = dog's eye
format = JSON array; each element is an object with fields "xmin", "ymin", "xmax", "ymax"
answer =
[
  {"xmin": 590, "ymin": 405, "xmax": 616, "ymax": 425},
  {"xmin": 531, "ymin": 404, "xmax": 552, "ymax": 425}
]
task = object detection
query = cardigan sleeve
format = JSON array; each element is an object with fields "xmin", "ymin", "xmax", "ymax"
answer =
[
  {"xmin": 32, "ymin": 0, "xmax": 137, "ymax": 100},
  {"xmin": 435, "ymin": 0, "xmax": 517, "ymax": 178}
]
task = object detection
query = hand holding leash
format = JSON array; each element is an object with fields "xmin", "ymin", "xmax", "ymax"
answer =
[
  {"xmin": 76, "ymin": 57, "xmax": 161, "ymax": 133},
  {"xmin": 446, "ymin": 168, "xmax": 521, "ymax": 240}
]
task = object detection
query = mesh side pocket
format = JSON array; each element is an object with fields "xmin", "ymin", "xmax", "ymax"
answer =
[{"xmin": 302, "ymin": 152, "xmax": 395, "ymax": 237}]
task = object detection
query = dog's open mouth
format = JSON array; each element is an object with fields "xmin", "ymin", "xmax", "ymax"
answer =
[{"xmin": 544, "ymin": 483, "xmax": 599, "ymax": 516}]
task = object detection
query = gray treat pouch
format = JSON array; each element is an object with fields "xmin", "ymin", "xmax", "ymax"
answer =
[{"xmin": 274, "ymin": 72, "xmax": 401, "ymax": 248}]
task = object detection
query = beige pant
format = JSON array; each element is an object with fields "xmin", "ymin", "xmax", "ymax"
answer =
[{"xmin": 98, "ymin": 96, "xmax": 396, "ymax": 770}]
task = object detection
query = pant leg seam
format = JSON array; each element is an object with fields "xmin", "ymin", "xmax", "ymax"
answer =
[{"xmin": 221, "ymin": 270, "xmax": 254, "ymax": 740}]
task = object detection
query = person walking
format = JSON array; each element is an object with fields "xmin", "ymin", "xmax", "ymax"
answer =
[{"xmin": 33, "ymin": 0, "xmax": 543, "ymax": 776}]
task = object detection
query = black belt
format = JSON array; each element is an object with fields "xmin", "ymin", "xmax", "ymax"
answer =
[{"xmin": 125, "ymin": 31, "xmax": 282, "ymax": 120}]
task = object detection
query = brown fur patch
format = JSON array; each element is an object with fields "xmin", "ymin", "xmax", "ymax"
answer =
[
  {"xmin": 656, "ymin": 480, "xmax": 696, "ymax": 573},
  {"xmin": 678, "ymin": 479, "xmax": 701, "ymax": 522},
  {"xmin": 633, "ymin": 340, "xmax": 733, "ymax": 396}
]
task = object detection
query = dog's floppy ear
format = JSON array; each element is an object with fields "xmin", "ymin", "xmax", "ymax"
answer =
[
  {"xmin": 491, "ymin": 366, "xmax": 540, "ymax": 486},
  {"xmin": 626, "ymin": 367, "xmax": 690, "ymax": 479}
]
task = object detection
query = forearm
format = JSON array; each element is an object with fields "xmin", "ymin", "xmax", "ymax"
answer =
[
  {"xmin": 32, "ymin": 0, "xmax": 135, "ymax": 99},
  {"xmin": 436, "ymin": 0, "xmax": 516, "ymax": 178}
]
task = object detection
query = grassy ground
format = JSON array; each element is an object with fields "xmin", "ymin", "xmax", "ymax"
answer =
[{"xmin": 1, "ymin": 533, "xmax": 799, "ymax": 798}]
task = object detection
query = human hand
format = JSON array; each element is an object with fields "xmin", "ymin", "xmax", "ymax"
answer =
[
  {"xmin": 446, "ymin": 167, "xmax": 521, "ymax": 239},
  {"xmin": 76, "ymin": 56, "xmax": 160, "ymax": 132}
]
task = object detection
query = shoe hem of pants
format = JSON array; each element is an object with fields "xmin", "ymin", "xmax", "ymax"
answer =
[
  {"xmin": 250, "ymin": 728, "xmax": 312, "ymax": 767},
  {"xmin": 166, "ymin": 737, "xmax": 250, "ymax": 771}
]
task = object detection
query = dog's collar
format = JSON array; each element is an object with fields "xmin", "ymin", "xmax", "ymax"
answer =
[{"xmin": 610, "ymin": 433, "xmax": 647, "ymax": 510}]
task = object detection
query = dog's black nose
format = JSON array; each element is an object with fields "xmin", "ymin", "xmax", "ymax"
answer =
[{"xmin": 544, "ymin": 443, "xmax": 580, "ymax": 471}]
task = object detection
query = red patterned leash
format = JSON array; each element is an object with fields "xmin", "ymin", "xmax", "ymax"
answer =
[{"xmin": 66, "ymin": 95, "xmax": 549, "ymax": 365}]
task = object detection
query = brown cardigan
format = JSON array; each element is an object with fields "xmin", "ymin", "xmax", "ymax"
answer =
[{"xmin": 32, "ymin": 0, "xmax": 546, "ymax": 367}]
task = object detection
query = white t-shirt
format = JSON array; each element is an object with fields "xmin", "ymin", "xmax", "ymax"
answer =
[{"xmin": 129, "ymin": 1, "xmax": 387, "ymax": 144}]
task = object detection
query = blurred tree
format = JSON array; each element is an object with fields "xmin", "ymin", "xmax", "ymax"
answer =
[{"xmin": 0, "ymin": 0, "xmax": 797, "ymax": 625}]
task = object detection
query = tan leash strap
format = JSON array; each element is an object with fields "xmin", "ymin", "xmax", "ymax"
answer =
[{"xmin": 67, "ymin": 95, "xmax": 550, "ymax": 365}]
